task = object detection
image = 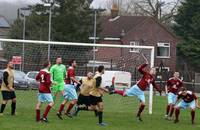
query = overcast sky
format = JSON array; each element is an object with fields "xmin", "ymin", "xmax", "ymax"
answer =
[
  {"xmin": 0, "ymin": 0, "xmax": 174, "ymax": 8},
  {"xmin": 0, "ymin": 0, "xmax": 106, "ymax": 7},
  {"xmin": 0, "ymin": 0, "xmax": 39, "ymax": 4},
  {"xmin": 0, "ymin": 0, "xmax": 176, "ymax": 22}
]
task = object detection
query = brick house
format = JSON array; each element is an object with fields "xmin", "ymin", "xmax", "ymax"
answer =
[
  {"xmin": 0, "ymin": 15, "xmax": 10, "ymax": 68},
  {"xmin": 95, "ymin": 7, "xmax": 178, "ymax": 73}
]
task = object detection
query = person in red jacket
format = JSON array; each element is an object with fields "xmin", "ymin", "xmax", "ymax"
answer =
[
  {"xmin": 35, "ymin": 60, "xmax": 54, "ymax": 123},
  {"xmin": 112, "ymin": 53, "xmax": 162, "ymax": 121}
]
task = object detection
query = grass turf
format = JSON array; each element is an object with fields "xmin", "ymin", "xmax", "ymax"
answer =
[{"xmin": 0, "ymin": 90, "xmax": 200, "ymax": 130}]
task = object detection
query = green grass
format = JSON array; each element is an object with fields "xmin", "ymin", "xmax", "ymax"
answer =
[{"xmin": 0, "ymin": 90, "xmax": 200, "ymax": 130}]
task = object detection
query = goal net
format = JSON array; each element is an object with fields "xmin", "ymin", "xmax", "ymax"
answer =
[{"xmin": 0, "ymin": 38, "xmax": 155, "ymax": 114}]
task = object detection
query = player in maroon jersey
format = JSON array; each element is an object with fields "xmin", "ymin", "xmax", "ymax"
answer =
[
  {"xmin": 174, "ymin": 87, "xmax": 200, "ymax": 124},
  {"xmin": 111, "ymin": 53, "xmax": 162, "ymax": 121},
  {"xmin": 35, "ymin": 60, "xmax": 54, "ymax": 123},
  {"xmin": 165, "ymin": 72, "xmax": 183, "ymax": 120}
]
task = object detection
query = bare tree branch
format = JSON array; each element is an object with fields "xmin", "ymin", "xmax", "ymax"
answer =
[{"xmin": 105, "ymin": 0, "xmax": 182, "ymax": 25}]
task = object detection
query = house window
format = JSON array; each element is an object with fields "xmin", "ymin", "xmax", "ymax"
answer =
[
  {"xmin": 0, "ymin": 41, "xmax": 3, "ymax": 50},
  {"xmin": 130, "ymin": 41, "xmax": 140, "ymax": 53},
  {"xmin": 157, "ymin": 43, "xmax": 170, "ymax": 58}
]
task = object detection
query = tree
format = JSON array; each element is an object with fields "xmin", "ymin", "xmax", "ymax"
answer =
[
  {"xmin": 5, "ymin": 0, "xmax": 96, "ymax": 71},
  {"xmin": 106, "ymin": 0, "xmax": 181, "ymax": 25},
  {"xmin": 173, "ymin": 0, "xmax": 200, "ymax": 70},
  {"xmin": 4, "ymin": 4, "xmax": 50, "ymax": 71},
  {"xmin": 50, "ymin": 0, "xmax": 95, "ymax": 65},
  {"xmin": 52, "ymin": 0, "xmax": 94, "ymax": 42},
  {"xmin": 5, "ymin": 19, "xmax": 24, "ymax": 60}
]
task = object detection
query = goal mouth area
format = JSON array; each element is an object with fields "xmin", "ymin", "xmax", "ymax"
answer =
[{"xmin": 0, "ymin": 38, "xmax": 155, "ymax": 114}]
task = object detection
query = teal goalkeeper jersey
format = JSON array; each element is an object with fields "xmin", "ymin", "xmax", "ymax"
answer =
[{"xmin": 50, "ymin": 64, "xmax": 66, "ymax": 82}]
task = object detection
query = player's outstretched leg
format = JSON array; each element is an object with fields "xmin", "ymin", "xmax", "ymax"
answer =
[
  {"xmin": 74, "ymin": 104, "xmax": 97, "ymax": 117},
  {"xmin": 136, "ymin": 102, "xmax": 145, "ymax": 122},
  {"xmin": 174, "ymin": 107, "xmax": 180, "ymax": 123},
  {"xmin": 74, "ymin": 105, "xmax": 88, "ymax": 116},
  {"xmin": 105, "ymin": 85, "xmax": 115, "ymax": 95},
  {"xmin": 114, "ymin": 90, "xmax": 126, "ymax": 96}
]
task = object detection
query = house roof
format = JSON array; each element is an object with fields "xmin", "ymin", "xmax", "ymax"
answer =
[
  {"xmin": 100, "ymin": 16, "xmax": 177, "ymax": 40},
  {"xmin": 0, "ymin": 15, "xmax": 10, "ymax": 28},
  {"xmin": 100, "ymin": 16, "xmax": 149, "ymax": 38}
]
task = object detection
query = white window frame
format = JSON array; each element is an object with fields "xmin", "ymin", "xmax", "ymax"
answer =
[
  {"xmin": 130, "ymin": 41, "xmax": 140, "ymax": 53},
  {"xmin": 156, "ymin": 42, "xmax": 170, "ymax": 58},
  {"xmin": 0, "ymin": 41, "xmax": 3, "ymax": 50}
]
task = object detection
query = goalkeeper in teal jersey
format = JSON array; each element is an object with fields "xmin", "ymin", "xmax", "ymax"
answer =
[{"xmin": 50, "ymin": 57, "xmax": 66, "ymax": 101}]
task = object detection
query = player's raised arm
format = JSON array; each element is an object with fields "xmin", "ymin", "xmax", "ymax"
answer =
[
  {"xmin": 137, "ymin": 53, "xmax": 149, "ymax": 74},
  {"xmin": 141, "ymin": 53, "xmax": 149, "ymax": 65}
]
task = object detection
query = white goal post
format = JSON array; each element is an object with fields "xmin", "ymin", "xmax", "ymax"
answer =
[{"xmin": 0, "ymin": 38, "xmax": 155, "ymax": 114}]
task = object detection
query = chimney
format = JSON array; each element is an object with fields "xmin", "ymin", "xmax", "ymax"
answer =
[{"xmin": 111, "ymin": 3, "xmax": 119, "ymax": 18}]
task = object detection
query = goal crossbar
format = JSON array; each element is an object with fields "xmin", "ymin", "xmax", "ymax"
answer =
[
  {"xmin": 0, "ymin": 38, "xmax": 155, "ymax": 114},
  {"xmin": 0, "ymin": 38, "xmax": 154, "ymax": 49}
]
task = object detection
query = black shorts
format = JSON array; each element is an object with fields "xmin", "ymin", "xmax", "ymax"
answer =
[
  {"xmin": 77, "ymin": 94, "xmax": 91, "ymax": 106},
  {"xmin": 1, "ymin": 91, "xmax": 16, "ymax": 100},
  {"xmin": 90, "ymin": 95, "xmax": 102, "ymax": 105}
]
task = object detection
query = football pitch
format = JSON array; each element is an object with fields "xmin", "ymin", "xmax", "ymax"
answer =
[{"xmin": 0, "ymin": 90, "xmax": 200, "ymax": 130}]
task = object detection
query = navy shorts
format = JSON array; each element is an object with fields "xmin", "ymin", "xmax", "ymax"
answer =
[
  {"xmin": 1, "ymin": 91, "xmax": 16, "ymax": 100},
  {"xmin": 90, "ymin": 95, "xmax": 102, "ymax": 105},
  {"xmin": 77, "ymin": 94, "xmax": 91, "ymax": 106}
]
